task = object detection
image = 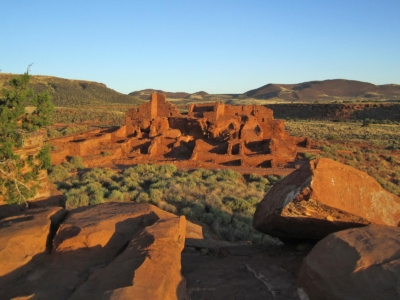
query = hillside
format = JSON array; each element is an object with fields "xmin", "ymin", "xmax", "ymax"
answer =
[
  {"xmin": 0, "ymin": 73, "xmax": 144, "ymax": 107},
  {"xmin": 243, "ymin": 79, "xmax": 400, "ymax": 102}
]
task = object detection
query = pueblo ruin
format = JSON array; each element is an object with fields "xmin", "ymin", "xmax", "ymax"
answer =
[{"xmin": 51, "ymin": 93, "xmax": 310, "ymax": 170}]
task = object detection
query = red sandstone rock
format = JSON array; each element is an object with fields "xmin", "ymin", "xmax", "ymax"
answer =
[
  {"xmin": 51, "ymin": 92, "xmax": 307, "ymax": 171},
  {"xmin": 297, "ymin": 225, "xmax": 400, "ymax": 300},
  {"xmin": 0, "ymin": 203, "xmax": 195, "ymax": 299},
  {"xmin": 0, "ymin": 207, "xmax": 67, "ymax": 276},
  {"xmin": 54, "ymin": 202, "xmax": 202, "ymax": 253},
  {"xmin": 69, "ymin": 216, "xmax": 188, "ymax": 300},
  {"xmin": 253, "ymin": 158, "xmax": 400, "ymax": 241}
]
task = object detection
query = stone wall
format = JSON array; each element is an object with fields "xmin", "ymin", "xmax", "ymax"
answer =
[{"xmin": 50, "ymin": 92, "xmax": 309, "ymax": 171}]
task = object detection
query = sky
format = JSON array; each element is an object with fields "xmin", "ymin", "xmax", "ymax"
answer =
[{"xmin": 1, "ymin": 1, "xmax": 400, "ymax": 94}]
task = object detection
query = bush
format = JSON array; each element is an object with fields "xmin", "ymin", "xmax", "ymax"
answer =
[
  {"xmin": 362, "ymin": 119, "xmax": 371, "ymax": 127},
  {"xmin": 136, "ymin": 192, "xmax": 150, "ymax": 203},
  {"xmin": 49, "ymin": 165, "xmax": 70, "ymax": 182},
  {"xmin": 69, "ymin": 156, "xmax": 86, "ymax": 169},
  {"xmin": 52, "ymin": 164, "xmax": 285, "ymax": 244},
  {"xmin": 149, "ymin": 188, "xmax": 163, "ymax": 204},
  {"xmin": 107, "ymin": 190, "xmax": 124, "ymax": 202},
  {"xmin": 65, "ymin": 187, "xmax": 89, "ymax": 209},
  {"xmin": 303, "ymin": 152, "xmax": 317, "ymax": 161}
]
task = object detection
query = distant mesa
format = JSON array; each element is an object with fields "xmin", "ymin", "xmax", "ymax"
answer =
[
  {"xmin": 243, "ymin": 79, "xmax": 400, "ymax": 102},
  {"xmin": 50, "ymin": 92, "xmax": 310, "ymax": 170}
]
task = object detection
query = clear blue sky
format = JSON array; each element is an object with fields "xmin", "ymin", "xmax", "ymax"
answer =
[{"xmin": 1, "ymin": 1, "xmax": 399, "ymax": 94}]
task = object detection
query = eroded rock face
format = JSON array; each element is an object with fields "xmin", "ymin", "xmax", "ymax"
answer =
[
  {"xmin": 253, "ymin": 158, "xmax": 400, "ymax": 241},
  {"xmin": 297, "ymin": 225, "xmax": 400, "ymax": 300},
  {"xmin": 69, "ymin": 216, "xmax": 188, "ymax": 300},
  {"xmin": 0, "ymin": 203, "xmax": 191, "ymax": 300},
  {"xmin": 0, "ymin": 207, "xmax": 67, "ymax": 277}
]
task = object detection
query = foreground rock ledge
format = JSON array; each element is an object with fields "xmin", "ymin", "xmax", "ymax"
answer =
[
  {"xmin": 253, "ymin": 158, "xmax": 400, "ymax": 241},
  {"xmin": 0, "ymin": 203, "xmax": 192, "ymax": 300},
  {"xmin": 298, "ymin": 225, "xmax": 400, "ymax": 300},
  {"xmin": 69, "ymin": 216, "xmax": 188, "ymax": 300},
  {"xmin": 0, "ymin": 206, "xmax": 67, "ymax": 277}
]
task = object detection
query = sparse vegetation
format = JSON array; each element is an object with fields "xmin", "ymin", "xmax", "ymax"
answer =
[
  {"xmin": 0, "ymin": 74, "xmax": 144, "ymax": 107},
  {"xmin": 286, "ymin": 120, "xmax": 400, "ymax": 196},
  {"xmin": 51, "ymin": 107, "xmax": 124, "ymax": 126},
  {"xmin": 47, "ymin": 125, "xmax": 89, "ymax": 138},
  {"xmin": 49, "ymin": 164, "xmax": 282, "ymax": 244},
  {"xmin": 285, "ymin": 120, "xmax": 400, "ymax": 148}
]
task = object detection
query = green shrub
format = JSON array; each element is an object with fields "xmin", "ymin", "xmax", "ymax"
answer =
[
  {"xmin": 53, "ymin": 164, "xmax": 286, "ymax": 244},
  {"xmin": 49, "ymin": 165, "xmax": 70, "ymax": 182},
  {"xmin": 181, "ymin": 207, "xmax": 195, "ymax": 219},
  {"xmin": 107, "ymin": 190, "xmax": 124, "ymax": 202},
  {"xmin": 303, "ymin": 152, "xmax": 317, "ymax": 161},
  {"xmin": 65, "ymin": 187, "xmax": 89, "ymax": 209},
  {"xmin": 69, "ymin": 156, "xmax": 86, "ymax": 169},
  {"xmin": 215, "ymin": 169, "xmax": 242, "ymax": 181},
  {"xmin": 136, "ymin": 192, "xmax": 150, "ymax": 203},
  {"xmin": 362, "ymin": 119, "xmax": 371, "ymax": 127},
  {"xmin": 157, "ymin": 201, "xmax": 177, "ymax": 213},
  {"xmin": 326, "ymin": 134, "xmax": 338, "ymax": 140}
]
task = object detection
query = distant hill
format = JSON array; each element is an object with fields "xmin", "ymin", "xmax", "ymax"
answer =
[
  {"xmin": 129, "ymin": 89, "xmax": 191, "ymax": 100},
  {"xmin": 243, "ymin": 79, "xmax": 400, "ymax": 102},
  {"xmin": 0, "ymin": 73, "xmax": 144, "ymax": 107},
  {"xmin": 129, "ymin": 89, "xmax": 210, "ymax": 100}
]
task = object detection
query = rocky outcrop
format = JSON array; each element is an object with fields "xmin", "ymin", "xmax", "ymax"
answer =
[
  {"xmin": 69, "ymin": 216, "xmax": 187, "ymax": 300},
  {"xmin": 297, "ymin": 225, "xmax": 400, "ymax": 300},
  {"xmin": 0, "ymin": 207, "xmax": 67, "ymax": 277},
  {"xmin": 0, "ymin": 203, "xmax": 194, "ymax": 300},
  {"xmin": 253, "ymin": 158, "xmax": 400, "ymax": 241}
]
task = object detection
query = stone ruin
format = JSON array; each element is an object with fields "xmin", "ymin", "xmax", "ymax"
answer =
[{"xmin": 51, "ymin": 92, "xmax": 310, "ymax": 169}]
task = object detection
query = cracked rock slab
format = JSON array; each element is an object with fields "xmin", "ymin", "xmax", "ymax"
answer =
[
  {"xmin": 254, "ymin": 158, "xmax": 400, "ymax": 241},
  {"xmin": 0, "ymin": 206, "xmax": 67, "ymax": 277},
  {"xmin": 69, "ymin": 216, "xmax": 188, "ymax": 300},
  {"xmin": 0, "ymin": 203, "xmax": 189, "ymax": 300}
]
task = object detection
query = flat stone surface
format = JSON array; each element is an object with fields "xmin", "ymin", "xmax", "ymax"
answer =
[{"xmin": 182, "ymin": 244, "xmax": 304, "ymax": 300}]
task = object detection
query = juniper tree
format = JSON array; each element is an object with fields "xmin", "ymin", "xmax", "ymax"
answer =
[{"xmin": 0, "ymin": 69, "xmax": 54, "ymax": 204}]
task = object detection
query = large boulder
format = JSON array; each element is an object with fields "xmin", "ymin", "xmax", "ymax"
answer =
[
  {"xmin": 253, "ymin": 158, "xmax": 400, "ymax": 241},
  {"xmin": 297, "ymin": 225, "xmax": 400, "ymax": 300},
  {"xmin": 0, "ymin": 206, "xmax": 67, "ymax": 277}
]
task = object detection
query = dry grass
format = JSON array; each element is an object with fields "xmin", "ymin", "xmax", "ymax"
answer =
[
  {"xmin": 285, "ymin": 120, "xmax": 400, "ymax": 148},
  {"xmin": 286, "ymin": 120, "xmax": 400, "ymax": 196}
]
